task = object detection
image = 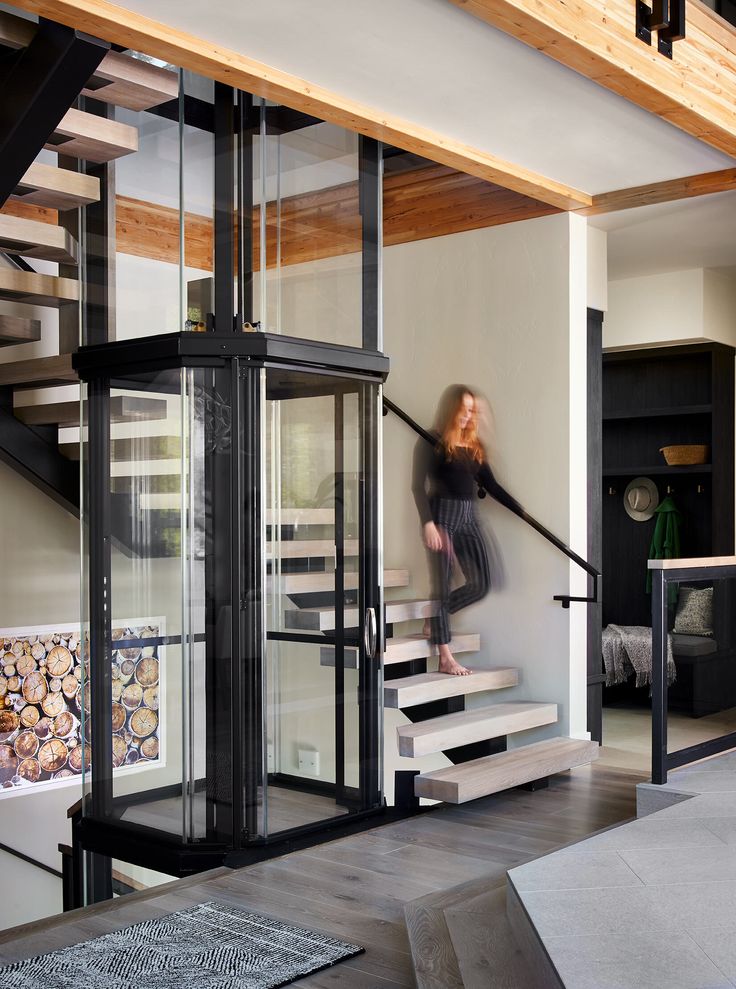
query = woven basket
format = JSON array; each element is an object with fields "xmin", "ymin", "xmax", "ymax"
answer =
[{"xmin": 660, "ymin": 444, "xmax": 709, "ymax": 466}]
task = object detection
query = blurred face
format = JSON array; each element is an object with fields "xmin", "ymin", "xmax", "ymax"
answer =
[{"xmin": 456, "ymin": 393, "xmax": 475, "ymax": 431}]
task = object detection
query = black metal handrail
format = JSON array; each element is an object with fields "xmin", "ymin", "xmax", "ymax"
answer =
[
  {"xmin": 0, "ymin": 839, "xmax": 63, "ymax": 879},
  {"xmin": 383, "ymin": 395, "xmax": 601, "ymax": 608}
]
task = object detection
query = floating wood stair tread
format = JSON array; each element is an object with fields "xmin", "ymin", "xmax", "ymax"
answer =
[
  {"xmin": 0, "ymin": 314, "xmax": 41, "ymax": 347},
  {"xmin": 397, "ymin": 702, "xmax": 558, "ymax": 758},
  {"xmin": 45, "ymin": 108, "xmax": 138, "ymax": 163},
  {"xmin": 0, "ymin": 354, "xmax": 76, "ymax": 388},
  {"xmin": 270, "ymin": 568, "xmax": 409, "ymax": 594},
  {"xmin": 285, "ymin": 597, "xmax": 438, "ymax": 632},
  {"xmin": 384, "ymin": 633, "xmax": 480, "ymax": 666},
  {"xmin": 265, "ymin": 539, "xmax": 358, "ymax": 560},
  {"xmin": 0, "ymin": 214, "xmax": 78, "ymax": 264},
  {"xmin": 0, "ymin": 268, "xmax": 79, "ymax": 308},
  {"xmin": 60, "ymin": 435, "xmax": 182, "ymax": 461},
  {"xmin": 11, "ymin": 162, "xmax": 100, "ymax": 211},
  {"xmin": 81, "ymin": 51, "xmax": 178, "ymax": 111},
  {"xmin": 384, "ymin": 667, "xmax": 519, "ymax": 709},
  {"xmin": 414, "ymin": 737, "xmax": 600, "ymax": 803},
  {"xmin": 16, "ymin": 395, "xmax": 168, "ymax": 428}
]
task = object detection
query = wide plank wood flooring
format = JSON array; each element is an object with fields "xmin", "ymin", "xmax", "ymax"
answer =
[{"xmin": 0, "ymin": 763, "xmax": 644, "ymax": 987}]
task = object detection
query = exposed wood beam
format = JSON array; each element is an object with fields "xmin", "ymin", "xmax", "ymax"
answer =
[
  {"xmin": 448, "ymin": 0, "xmax": 736, "ymax": 157},
  {"xmin": 580, "ymin": 166, "xmax": 736, "ymax": 215},
  {"xmin": 10, "ymin": 0, "xmax": 591, "ymax": 211}
]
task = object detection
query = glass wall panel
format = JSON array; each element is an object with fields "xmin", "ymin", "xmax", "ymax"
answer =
[
  {"xmin": 254, "ymin": 106, "xmax": 364, "ymax": 347},
  {"xmin": 664, "ymin": 575, "xmax": 736, "ymax": 752}
]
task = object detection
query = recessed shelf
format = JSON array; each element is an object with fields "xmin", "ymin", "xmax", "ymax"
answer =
[
  {"xmin": 603, "ymin": 464, "xmax": 712, "ymax": 477},
  {"xmin": 603, "ymin": 404, "xmax": 712, "ymax": 421}
]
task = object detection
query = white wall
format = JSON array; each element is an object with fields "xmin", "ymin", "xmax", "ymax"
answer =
[
  {"xmin": 382, "ymin": 213, "xmax": 589, "ymax": 780},
  {"xmin": 604, "ymin": 267, "xmax": 736, "ymax": 350}
]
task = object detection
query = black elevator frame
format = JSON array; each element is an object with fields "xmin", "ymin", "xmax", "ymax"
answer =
[{"xmin": 71, "ymin": 81, "xmax": 387, "ymax": 893}]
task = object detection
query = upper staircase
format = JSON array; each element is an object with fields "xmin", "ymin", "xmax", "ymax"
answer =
[{"xmin": 0, "ymin": 9, "xmax": 178, "ymax": 511}]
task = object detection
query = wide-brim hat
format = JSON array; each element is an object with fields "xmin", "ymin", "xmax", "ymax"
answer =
[{"xmin": 624, "ymin": 476, "xmax": 659, "ymax": 522}]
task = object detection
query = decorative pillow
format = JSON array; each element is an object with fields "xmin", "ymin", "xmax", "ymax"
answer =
[{"xmin": 673, "ymin": 586, "xmax": 714, "ymax": 637}]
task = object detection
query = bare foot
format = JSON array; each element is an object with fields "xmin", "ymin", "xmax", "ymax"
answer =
[{"xmin": 437, "ymin": 649, "xmax": 471, "ymax": 676}]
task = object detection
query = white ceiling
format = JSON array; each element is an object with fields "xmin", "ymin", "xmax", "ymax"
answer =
[
  {"xmin": 105, "ymin": 0, "xmax": 735, "ymax": 195},
  {"xmin": 592, "ymin": 191, "xmax": 736, "ymax": 280}
]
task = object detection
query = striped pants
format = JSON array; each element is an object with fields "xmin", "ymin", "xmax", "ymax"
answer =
[{"xmin": 428, "ymin": 498, "xmax": 491, "ymax": 646}]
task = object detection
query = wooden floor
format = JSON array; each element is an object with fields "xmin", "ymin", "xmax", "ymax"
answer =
[{"xmin": 0, "ymin": 763, "xmax": 644, "ymax": 987}]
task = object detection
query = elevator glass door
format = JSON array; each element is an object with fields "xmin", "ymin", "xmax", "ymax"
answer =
[{"xmin": 251, "ymin": 364, "xmax": 382, "ymax": 838}]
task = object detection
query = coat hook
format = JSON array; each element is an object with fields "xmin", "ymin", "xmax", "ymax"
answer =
[
  {"xmin": 697, "ymin": 484, "xmax": 706, "ymax": 494},
  {"xmin": 666, "ymin": 485, "xmax": 675, "ymax": 495},
  {"xmin": 608, "ymin": 486, "xmax": 617, "ymax": 496}
]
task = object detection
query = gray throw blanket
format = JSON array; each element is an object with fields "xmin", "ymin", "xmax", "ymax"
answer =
[{"xmin": 602, "ymin": 625, "xmax": 676, "ymax": 688}]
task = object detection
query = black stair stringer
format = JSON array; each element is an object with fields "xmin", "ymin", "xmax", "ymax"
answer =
[
  {"xmin": 0, "ymin": 401, "xmax": 79, "ymax": 515},
  {"xmin": 0, "ymin": 19, "xmax": 109, "ymax": 208}
]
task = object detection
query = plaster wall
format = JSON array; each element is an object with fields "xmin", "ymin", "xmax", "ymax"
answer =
[{"xmin": 604, "ymin": 268, "xmax": 736, "ymax": 350}]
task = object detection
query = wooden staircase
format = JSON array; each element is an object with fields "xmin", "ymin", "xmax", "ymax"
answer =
[
  {"xmin": 0, "ymin": 10, "xmax": 178, "ymax": 498},
  {"xmin": 274, "ymin": 514, "xmax": 598, "ymax": 808}
]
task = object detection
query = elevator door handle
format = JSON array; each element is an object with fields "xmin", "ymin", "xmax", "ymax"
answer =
[{"xmin": 364, "ymin": 607, "xmax": 377, "ymax": 660}]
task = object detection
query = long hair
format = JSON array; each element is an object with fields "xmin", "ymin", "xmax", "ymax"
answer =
[{"xmin": 433, "ymin": 384, "xmax": 485, "ymax": 463}]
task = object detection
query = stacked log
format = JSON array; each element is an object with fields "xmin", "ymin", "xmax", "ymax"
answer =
[{"xmin": 0, "ymin": 625, "xmax": 161, "ymax": 788}]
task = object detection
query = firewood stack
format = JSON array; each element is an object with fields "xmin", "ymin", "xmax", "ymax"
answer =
[{"xmin": 0, "ymin": 626, "xmax": 160, "ymax": 787}]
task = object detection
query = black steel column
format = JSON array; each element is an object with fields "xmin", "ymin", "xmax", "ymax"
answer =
[
  {"xmin": 587, "ymin": 308, "xmax": 604, "ymax": 742},
  {"xmin": 204, "ymin": 365, "xmax": 235, "ymax": 845},
  {"xmin": 241, "ymin": 364, "xmax": 262, "ymax": 839},
  {"xmin": 359, "ymin": 382, "xmax": 382, "ymax": 809},
  {"xmin": 359, "ymin": 137, "xmax": 382, "ymax": 352},
  {"xmin": 237, "ymin": 92, "xmax": 254, "ymax": 327},
  {"xmin": 80, "ymin": 98, "xmax": 117, "ymax": 347},
  {"xmin": 651, "ymin": 569, "xmax": 669, "ymax": 784},
  {"xmin": 87, "ymin": 376, "xmax": 113, "ymax": 902},
  {"xmin": 214, "ymin": 82, "xmax": 235, "ymax": 333},
  {"xmin": 334, "ymin": 392, "xmax": 346, "ymax": 800}
]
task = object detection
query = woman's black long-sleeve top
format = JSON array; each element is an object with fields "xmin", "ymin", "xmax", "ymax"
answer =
[{"xmin": 412, "ymin": 435, "xmax": 523, "ymax": 525}]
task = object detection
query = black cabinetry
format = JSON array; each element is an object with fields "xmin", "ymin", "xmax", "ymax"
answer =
[{"xmin": 602, "ymin": 343, "xmax": 735, "ymax": 715}]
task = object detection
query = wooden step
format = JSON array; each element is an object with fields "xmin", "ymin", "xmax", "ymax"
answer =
[
  {"xmin": 385, "ymin": 633, "xmax": 480, "ymax": 666},
  {"xmin": 285, "ymin": 597, "xmax": 438, "ymax": 632},
  {"xmin": 414, "ymin": 737, "xmax": 600, "ymax": 803},
  {"xmin": 385, "ymin": 667, "xmax": 519, "ymax": 709},
  {"xmin": 0, "ymin": 268, "xmax": 79, "ymax": 308},
  {"xmin": 0, "ymin": 12, "xmax": 175, "ymax": 111},
  {"xmin": 0, "ymin": 214, "xmax": 78, "ymax": 264},
  {"xmin": 0, "ymin": 314, "xmax": 41, "ymax": 347},
  {"xmin": 266, "ymin": 539, "xmax": 358, "ymax": 560},
  {"xmin": 60, "ymin": 435, "xmax": 182, "ymax": 461},
  {"xmin": 15, "ymin": 395, "xmax": 168, "ymax": 428},
  {"xmin": 0, "ymin": 354, "xmax": 76, "ymax": 388},
  {"xmin": 11, "ymin": 162, "xmax": 100, "ymax": 211},
  {"xmin": 271, "ymin": 568, "xmax": 409, "ymax": 594},
  {"xmin": 45, "ymin": 108, "xmax": 138, "ymax": 163},
  {"xmin": 81, "ymin": 51, "xmax": 178, "ymax": 111},
  {"xmin": 397, "ymin": 702, "xmax": 558, "ymax": 758}
]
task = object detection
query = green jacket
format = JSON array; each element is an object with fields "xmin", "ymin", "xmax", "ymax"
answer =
[{"xmin": 646, "ymin": 495, "xmax": 682, "ymax": 596}]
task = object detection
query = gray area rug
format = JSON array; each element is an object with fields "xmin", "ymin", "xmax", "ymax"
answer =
[{"xmin": 0, "ymin": 900, "xmax": 364, "ymax": 988}]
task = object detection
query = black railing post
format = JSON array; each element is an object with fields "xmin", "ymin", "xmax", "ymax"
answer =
[{"xmin": 651, "ymin": 567, "xmax": 669, "ymax": 784}]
